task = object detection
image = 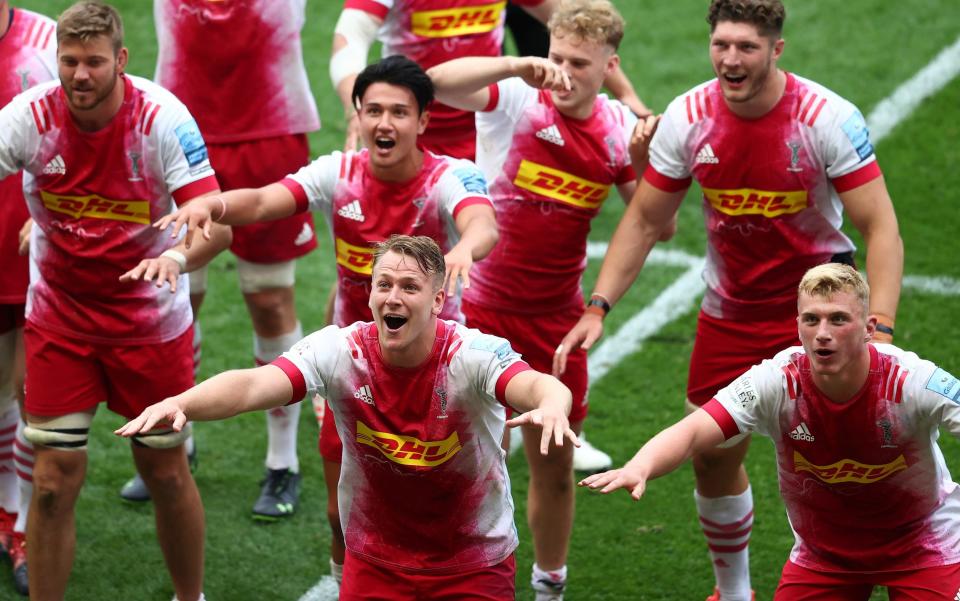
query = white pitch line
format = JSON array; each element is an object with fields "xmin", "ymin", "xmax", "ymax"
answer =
[
  {"xmin": 296, "ymin": 575, "xmax": 339, "ymax": 601},
  {"xmin": 867, "ymin": 34, "xmax": 960, "ymax": 142},
  {"xmin": 902, "ymin": 275, "xmax": 960, "ymax": 296}
]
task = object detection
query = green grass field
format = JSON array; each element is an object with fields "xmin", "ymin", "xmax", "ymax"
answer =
[{"xmin": 15, "ymin": 1, "xmax": 960, "ymax": 599}]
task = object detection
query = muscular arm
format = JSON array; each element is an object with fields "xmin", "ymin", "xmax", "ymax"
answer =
[
  {"xmin": 503, "ymin": 369, "xmax": 578, "ymax": 454},
  {"xmin": 580, "ymin": 409, "xmax": 725, "ymax": 499},
  {"xmin": 840, "ymin": 175, "xmax": 903, "ymax": 336},
  {"xmin": 428, "ymin": 55, "xmax": 569, "ymax": 112},
  {"xmin": 117, "ymin": 365, "xmax": 295, "ymax": 436},
  {"xmin": 169, "ymin": 191, "xmax": 232, "ymax": 271},
  {"xmin": 444, "ymin": 203, "xmax": 499, "ymax": 294}
]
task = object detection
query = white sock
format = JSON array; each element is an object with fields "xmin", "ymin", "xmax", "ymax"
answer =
[
  {"xmin": 695, "ymin": 486, "xmax": 753, "ymax": 601},
  {"xmin": 13, "ymin": 421, "xmax": 32, "ymax": 533},
  {"xmin": 0, "ymin": 405, "xmax": 20, "ymax": 512},
  {"xmin": 257, "ymin": 324, "xmax": 304, "ymax": 472},
  {"xmin": 330, "ymin": 558, "xmax": 343, "ymax": 585},
  {"xmin": 531, "ymin": 563, "xmax": 567, "ymax": 594}
]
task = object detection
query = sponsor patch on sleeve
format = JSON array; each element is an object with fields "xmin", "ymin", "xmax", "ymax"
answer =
[
  {"xmin": 174, "ymin": 120, "xmax": 209, "ymax": 167},
  {"xmin": 840, "ymin": 110, "xmax": 874, "ymax": 161},
  {"xmin": 452, "ymin": 166, "xmax": 489, "ymax": 195},
  {"xmin": 729, "ymin": 373, "xmax": 759, "ymax": 410},
  {"xmin": 469, "ymin": 334, "xmax": 516, "ymax": 360},
  {"xmin": 926, "ymin": 368, "xmax": 960, "ymax": 403}
]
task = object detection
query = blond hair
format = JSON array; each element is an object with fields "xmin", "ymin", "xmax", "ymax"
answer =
[
  {"xmin": 547, "ymin": 0, "xmax": 625, "ymax": 51},
  {"xmin": 57, "ymin": 2, "xmax": 124, "ymax": 55},
  {"xmin": 372, "ymin": 235, "xmax": 446, "ymax": 290},
  {"xmin": 798, "ymin": 263, "xmax": 869, "ymax": 314}
]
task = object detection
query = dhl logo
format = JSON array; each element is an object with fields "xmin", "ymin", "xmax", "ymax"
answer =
[
  {"xmin": 793, "ymin": 451, "xmax": 907, "ymax": 484},
  {"xmin": 39, "ymin": 190, "xmax": 150, "ymax": 225},
  {"xmin": 335, "ymin": 237, "xmax": 374, "ymax": 276},
  {"xmin": 702, "ymin": 187, "xmax": 808, "ymax": 218},
  {"xmin": 514, "ymin": 159, "xmax": 611, "ymax": 210},
  {"xmin": 356, "ymin": 421, "xmax": 462, "ymax": 467},
  {"xmin": 410, "ymin": 1, "xmax": 505, "ymax": 38}
]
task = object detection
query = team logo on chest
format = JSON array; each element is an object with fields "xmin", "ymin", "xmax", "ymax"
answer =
[
  {"xmin": 354, "ymin": 385, "xmax": 374, "ymax": 405},
  {"xmin": 17, "ymin": 69, "xmax": 30, "ymax": 93},
  {"xmin": 513, "ymin": 159, "xmax": 610, "ymax": 210},
  {"xmin": 876, "ymin": 418, "xmax": 898, "ymax": 449},
  {"xmin": 435, "ymin": 388, "xmax": 448, "ymax": 420},
  {"xmin": 356, "ymin": 421, "xmax": 462, "ymax": 467},
  {"xmin": 786, "ymin": 140, "xmax": 803, "ymax": 173},
  {"xmin": 535, "ymin": 124, "xmax": 565, "ymax": 146},
  {"xmin": 793, "ymin": 451, "xmax": 907, "ymax": 484},
  {"xmin": 337, "ymin": 199, "xmax": 365, "ymax": 222},
  {"xmin": 695, "ymin": 143, "xmax": 719, "ymax": 164},
  {"xmin": 128, "ymin": 151, "xmax": 143, "ymax": 182}
]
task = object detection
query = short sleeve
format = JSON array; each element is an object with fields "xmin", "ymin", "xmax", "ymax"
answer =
[
  {"xmin": 0, "ymin": 96, "xmax": 30, "ymax": 179},
  {"xmin": 647, "ymin": 97, "xmax": 693, "ymax": 183},
  {"xmin": 436, "ymin": 159, "xmax": 493, "ymax": 220},
  {"xmin": 910, "ymin": 361, "xmax": 960, "ymax": 439},
  {"xmin": 284, "ymin": 152, "xmax": 342, "ymax": 215},
  {"xmin": 711, "ymin": 359, "xmax": 786, "ymax": 438},
  {"xmin": 820, "ymin": 99, "xmax": 881, "ymax": 186},
  {"xmin": 454, "ymin": 330, "xmax": 531, "ymax": 406},
  {"xmin": 273, "ymin": 325, "xmax": 343, "ymax": 403},
  {"xmin": 490, "ymin": 78, "xmax": 538, "ymax": 122},
  {"xmin": 155, "ymin": 101, "xmax": 219, "ymax": 205}
]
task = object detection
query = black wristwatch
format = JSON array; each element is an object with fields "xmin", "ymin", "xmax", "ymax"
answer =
[{"xmin": 586, "ymin": 296, "xmax": 611, "ymax": 316}]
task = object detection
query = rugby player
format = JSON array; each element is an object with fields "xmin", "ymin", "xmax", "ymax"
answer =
[{"xmin": 557, "ymin": 1, "xmax": 902, "ymax": 599}]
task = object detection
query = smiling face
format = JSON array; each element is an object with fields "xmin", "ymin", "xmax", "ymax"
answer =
[
  {"xmin": 369, "ymin": 250, "xmax": 444, "ymax": 367},
  {"xmin": 547, "ymin": 33, "xmax": 617, "ymax": 119},
  {"xmin": 58, "ymin": 34, "xmax": 127, "ymax": 116},
  {"xmin": 798, "ymin": 290, "xmax": 875, "ymax": 396},
  {"xmin": 709, "ymin": 20, "xmax": 784, "ymax": 114},
  {"xmin": 357, "ymin": 82, "xmax": 429, "ymax": 180}
]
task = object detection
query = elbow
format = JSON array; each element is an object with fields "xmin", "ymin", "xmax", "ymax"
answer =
[
  {"xmin": 212, "ymin": 223, "xmax": 233, "ymax": 252},
  {"xmin": 656, "ymin": 214, "xmax": 678, "ymax": 242}
]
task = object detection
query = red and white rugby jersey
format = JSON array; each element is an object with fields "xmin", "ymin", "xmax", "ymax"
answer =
[
  {"xmin": 280, "ymin": 149, "xmax": 492, "ymax": 325},
  {"xmin": 0, "ymin": 7, "xmax": 57, "ymax": 303},
  {"xmin": 274, "ymin": 319, "xmax": 530, "ymax": 572},
  {"xmin": 154, "ymin": 0, "xmax": 320, "ymax": 144},
  {"xmin": 0, "ymin": 75, "xmax": 220, "ymax": 344},
  {"xmin": 704, "ymin": 344, "xmax": 960, "ymax": 573},
  {"xmin": 647, "ymin": 73, "xmax": 882, "ymax": 321},
  {"xmin": 465, "ymin": 78, "xmax": 637, "ymax": 313},
  {"xmin": 344, "ymin": 0, "xmax": 543, "ymax": 155}
]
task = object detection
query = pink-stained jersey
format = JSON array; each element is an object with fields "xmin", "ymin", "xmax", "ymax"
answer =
[
  {"xmin": 273, "ymin": 319, "xmax": 530, "ymax": 572},
  {"xmin": 0, "ymin": 7, "xmax": 57, "ymax": 303},
  {"xmin": 280, "ymin": 149, "xmax": 492, "ymax": 325},
  {"xmin": 0, "ymin": 75, "xmax": 220, "ymax": 344},
  {"xmin": 704, "ymin": 344, "xmax": 960, "ymax": 573},
  {"xmin": 154, "ymin": 0, "xmax": 320, "ymax": 144},
  {"xmin": 466, "ymin": 78, "xmax": 638, "ymax": 313},
  {"xmin": 344, "ymin": 0, "xmax": 543, "ymax": 155},
  {"xmin": 647, "ymin": 73, "xmax": 883, "ymax": 320}
]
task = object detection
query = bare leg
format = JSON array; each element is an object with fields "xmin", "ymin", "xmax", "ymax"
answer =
[{"xmin": 133, "ymin": 444, "xmax": 205, "ymax": 601}]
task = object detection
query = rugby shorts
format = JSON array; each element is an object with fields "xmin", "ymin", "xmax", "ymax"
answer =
[
  {"xmin": 776, "ymin": 559, "xmax": 960, "ymax": 600},
  {"xmin": 0, "ymin": 172, "xmax": 29, "ymax": 303}
]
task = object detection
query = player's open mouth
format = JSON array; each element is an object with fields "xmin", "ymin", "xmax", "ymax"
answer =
[
  {"xmin": 723, "ymin": 74, "xmax": 747, "ymax": 85},
  {"xmin": 384, "ymin": 315, "xmax": 407, "ymax": 330},
  {"xmin": 375, "ymin": 138, "xmax": 396, "ymax": 149},
  {"xmin": 815, "ymin": 349, "xmax": 834, "ymax": 358}
]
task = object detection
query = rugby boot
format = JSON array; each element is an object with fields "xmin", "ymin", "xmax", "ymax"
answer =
[
  {"xmin": 252, "ymin": 468, "xmax": 301, "ymax": 521},
  {"xmin": 7, "ymin": 531, "xmax": 27, "ymax": 596},
  {"xmin": 572, "ymin": 432, "xmax": 613, "ymax": 473}
]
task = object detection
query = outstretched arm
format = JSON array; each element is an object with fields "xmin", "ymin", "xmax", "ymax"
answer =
[
  {"xmin": 154, "ymin": 182, "xmax": 299, "ymax": 249},
  {"xmin": 116, "ymin": 365, "xmax": 295, "ymax": 437},
  {"xmin": 330, "ymin": 8, "xmax": 383, "ymax": 151},
  {"xmin": 840, "ymin": 176, "xmax": 902, "ymax": 342},
  {"xmin": 553, "ymin": 180, "xmax": 684, "ymax": 376},
  {"xmin": 445, "ymin": 204, "xmax": 498, "ymax": 295},
  {"xmin": 579, "ymin": 409, "xmax": 725, "ymax": 499},
  {"xmin": 503, "ymin": 370, "xmax": 579, "ymax": 454},
  {"xmin": 428, "ymin": 56, "xmax": 570, "ymax": 112}
]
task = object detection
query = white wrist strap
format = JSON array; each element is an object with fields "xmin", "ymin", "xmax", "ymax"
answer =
[{"xmin": 160, "ymin": 249, "xmax": 187, "ymax": 271}]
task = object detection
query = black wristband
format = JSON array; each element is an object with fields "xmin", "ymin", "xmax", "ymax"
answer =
[
  {"xmin": 875, "ymin": 323, "xmax": 894, "ymax": 336},
  {"xmin": 586, "ymin": 296, "xmax": 611, "ymax": 316}
]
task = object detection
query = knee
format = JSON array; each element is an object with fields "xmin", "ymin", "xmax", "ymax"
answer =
[
  {"xmin": 139, "ymin": 460, "xmax": 194, "ymax": 501},
  {"xmin": 33, "ymin": 470, "xmax": 83, "ymax": 516}
]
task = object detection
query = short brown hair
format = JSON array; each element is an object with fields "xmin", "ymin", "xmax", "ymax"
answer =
[
  {"xmin": 547, "ymin": 0, "xmax": 625, "ymax": 51},
  {"xmin": 372, "ymin": 235, "xmax": 446, "ymax": 290},
  {"xmin": 707, "ymin": 0, "xmax": 785, "ymax": 38},
  {"xmin": 798, "ymin": 263, "xmax": 869, "ymax": 315},
  {"xmin": 57, "ymin": 2, "xmax": 124, "ymax": 55}
]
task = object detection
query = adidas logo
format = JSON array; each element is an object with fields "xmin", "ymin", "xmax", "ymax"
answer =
[
  {"xmin": 337, "ymin": 199, "xmax": 365, "ymax": 222},
  {"xmin": 354, "ymin": 385, "xmax": 374, "ymax": 405},
  {"xmin": 294, "ymin": 222, "xmax": 313, "ymax": 246},
  {"xmin": 535, "ymin": 124, "xmax": 565, "ymax": 146},
  {"xmin": 42, "ymin": 154, "xmax": 66, "ymax": 175},
  {"xmin": 695, "ymin": 143, "xmax": 719, "ymax": 164},
  {"xmin": 788, "ymin": 422, "xmax": 815, "ymax": 442}
]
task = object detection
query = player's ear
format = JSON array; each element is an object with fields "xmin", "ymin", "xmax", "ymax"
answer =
[
  {"xmin": 865, "ymin": 314, "xmax": 877, "ymax": 342},
  {"xmin": 606, "ymin": 52, "xmax": 620, "ymax": 77},
  {"xmin": 117, "ymin": 47, "xmax": 128, "ymax": 73},
  {"xmin": 418, "ymin": 109, "xmax": 430, "ymax": 136},
  {"xmin": 772, "ymin": 37, "xmax": 785, "ymax": 61},
  {"xmin": 432, "ymin": 285, "xmax": 444, "ymax": 316}
]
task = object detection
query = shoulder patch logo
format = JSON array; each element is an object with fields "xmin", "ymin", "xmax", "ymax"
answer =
[
  {"xmin": 926, "ymin": 367, "xmax": 960, "ymax": 403},
  {"xmin": 294, "ymin": 222, "xmax": 314, "ymax": 246},
  {"xmin": 695, "ymin": 143, "xmax": 719, "ymax": 164},
  {"xmin": 535, "ymin": 124, "xmax": 565, "ymax": 146}
]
